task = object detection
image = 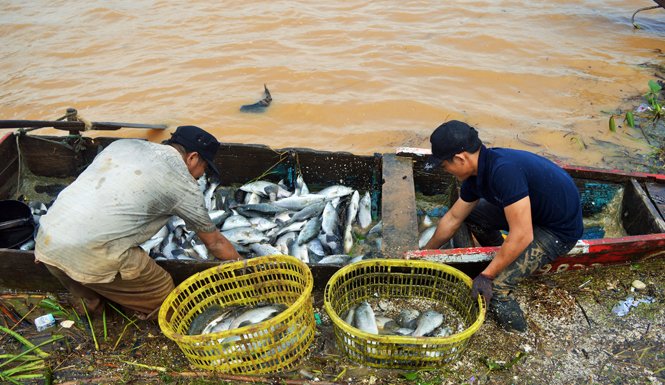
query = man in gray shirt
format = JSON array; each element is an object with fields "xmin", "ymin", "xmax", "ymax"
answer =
[{"xmin": 35, "ymin": 125, "xmax": 241, "ymax": 320}]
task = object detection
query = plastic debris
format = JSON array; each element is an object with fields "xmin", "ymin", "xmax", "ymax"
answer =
[
  {"xmin": 632, "ymin": 280, "xmax": 646, "ymax": 290},
  {"xmin": 636, "ymin": 103, "xmax": 652, "ymax": 113},
  {"xmin": 35, "ymin": 314, "xmax": 55, "ymax": 331},
  {"xmin": 611, "ymin": 296, "xmax": 656, "ymax": 316},
  {"xmin": 60, "ymin": 320, "xmax": 75, "ymax": 329}
]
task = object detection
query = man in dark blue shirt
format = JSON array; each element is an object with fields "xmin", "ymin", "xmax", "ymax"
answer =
[{"xmin": 422, "ymin": 120, "xmax": 583, "ymax": 332}]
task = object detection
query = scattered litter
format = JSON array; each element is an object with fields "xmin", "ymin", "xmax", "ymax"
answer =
[
  {"xmin": 636, "ymin": 103, "xmax": 652, "ymax": 113},
  {"xmin": 60, "ymin": 320, "xmax": 75, "ymax": 329},
  {"xmin": 611, "ymin": 296, "xmax": 656, "ymax": 316},
  {"xmin": 35, "ymin": 314, "xmax": 55, "ymax": 331},
  {"xmin": 578, "ymin": 279, "xmax": 592, "ymax": 289},
  {"xmin": 631, "ymin": 280, "xmax": 646, "ymax": 290}
]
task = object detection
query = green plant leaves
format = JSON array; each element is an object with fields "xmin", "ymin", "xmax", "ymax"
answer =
[
  {"xmin": 649, "ymin": 80, "xmax": 662, "ymax": 93},
  {"xmin": 626, "ymin": 111, "xmax": 634, "ymax": 128},
  {"xmin": 609, "ymin": 116, "xmax": 616, "ymax": 132}
]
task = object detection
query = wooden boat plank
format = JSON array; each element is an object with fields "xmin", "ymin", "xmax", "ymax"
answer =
[
  {"xmin": 381, "ymin": 153, "xmax": 419, "ymax": 258},
  {"xmin": 0, "ymin": 250, "xmax": 346, "ymax": 294},
  {"xmin": 623, "ymin": 179, "xmax": 665, "ymax": 234},
  {"xmin": 0, "ymin": 133, "xmax": 19, "ymax": 200},
  {"xmin": 645, "ymin": 183, "xmax": 665, "ymax": 221}
]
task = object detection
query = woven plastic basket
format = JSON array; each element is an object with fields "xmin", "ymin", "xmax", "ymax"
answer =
[
  {"xmin": 159, "ymin": 255, "xmax": 315, "ymax": 374},
  {"xmin": 324, "ymin": 259, "xmax": 485, "ymax": 369}
]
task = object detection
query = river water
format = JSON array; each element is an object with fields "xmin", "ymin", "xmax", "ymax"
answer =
[{"xmin": 1, "ymin": 0, "xmax": 664, "ymax": 167}]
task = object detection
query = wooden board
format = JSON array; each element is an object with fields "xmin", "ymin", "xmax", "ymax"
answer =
[
  {"xmin": 646, "ymin": 182, "xmax": 665, "ymax": 221},
  {"xmin": 623, "ymin": 179, "xmax": 665, "ymax": 235},
  {"xmin": 0, "ymin": 133, "xmax": 18, "ymax": 200},
  {"xmin": 381, "ymin": 153, "xmax": 419, "ymax": 258},
  {"xmin": 0, "ymin": 251, "xmax": 348, "ymax": 294}
]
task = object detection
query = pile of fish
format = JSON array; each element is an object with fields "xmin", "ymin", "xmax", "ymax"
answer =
[
  {"xmin": 187, "ymin": 301, "xmax": 308, "ymax": 369},
  {"xmin": 187, "ymin": 302, "xmax": 289, "ymax": 336},
  {"xmin": 341, "ymin": 301, "xmax": 455, "ymax": 338},
  {"xmin": 143, "ymin": 173, "xmax": 383, "ymax": 264}
]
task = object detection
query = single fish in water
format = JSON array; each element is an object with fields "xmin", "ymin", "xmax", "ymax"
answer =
[{"xmin": 240, "ymin": 84, "xmax": 272, "ymax": 113}]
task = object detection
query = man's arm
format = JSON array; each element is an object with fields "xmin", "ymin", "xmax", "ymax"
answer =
[
  {"xmin": 481, "ymin": 196, "xmax": 533, "ymax": 276},
  {"xmin": 423, "ymin": 197, "xmax": 479, "ymax": 250},
  {"xmin": 196, "ymin": 231, "xmax": 243, "ymax": 261}
]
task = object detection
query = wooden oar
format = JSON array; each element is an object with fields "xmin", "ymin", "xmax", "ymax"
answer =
[{"xmin": 0, "ymin": 120, "xmax": 167, "ymax": 130}]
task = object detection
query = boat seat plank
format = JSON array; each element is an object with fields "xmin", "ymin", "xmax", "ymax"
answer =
[
  {"xmin": 381, "ymin": 154, "xmax": 419, "ymax": 258},
  {"xmin": 645, "ymin": 183, "xmax": 665, "ymax": 221}
]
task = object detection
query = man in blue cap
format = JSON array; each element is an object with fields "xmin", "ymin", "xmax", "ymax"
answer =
[
  {"xmin": 35, "ymin": 125, "xmax": 241, "ymax": 320},
  {"xmin": 422, "ymin": 120, "xmax": 583, "ymax": 332}
]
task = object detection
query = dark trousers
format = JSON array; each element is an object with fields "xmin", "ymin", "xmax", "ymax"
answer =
[{"xmin": 465, "ymin": 199, "xmax": 577, "ymax": 308}]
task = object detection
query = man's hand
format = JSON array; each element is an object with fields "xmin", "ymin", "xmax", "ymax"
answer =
[
  {"xmin": 471, "ymin": 273, "xmax": 494, "ymax": 304},
  {"xmin": 197, "ymin": 231, "xmax": 243, "ymax": 261}
]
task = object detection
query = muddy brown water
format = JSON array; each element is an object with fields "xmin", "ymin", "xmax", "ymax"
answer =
[{"xmin": 1, "ymin": 0, "xmax": 665, "ymax": 168}]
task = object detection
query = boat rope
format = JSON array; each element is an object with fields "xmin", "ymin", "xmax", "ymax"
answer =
[{"xmin": 247, "ymin": 149, "xmax": 290, "ymax": 184}]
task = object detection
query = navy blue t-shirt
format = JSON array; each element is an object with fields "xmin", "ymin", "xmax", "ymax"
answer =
[{"xmin": 460, "ymin": 145, "xmax": 583, "ymax": 243}]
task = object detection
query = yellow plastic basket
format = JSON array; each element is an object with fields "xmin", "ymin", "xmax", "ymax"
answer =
[
  {"xmin": 324, "ymin": 259, "xmax": 485, "ymax": 369},
  {"xmin": 159, "ymin": 255, "xmax": 315, "ymax": 374}
]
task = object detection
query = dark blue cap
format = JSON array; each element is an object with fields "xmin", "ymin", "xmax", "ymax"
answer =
[
  {"xmin": 424, "ymin": 120, "xmax": 480, "ymax": 173},
  {"xmin": 170, "ymin": 126, "xmax": 220, "ymax": 175}
]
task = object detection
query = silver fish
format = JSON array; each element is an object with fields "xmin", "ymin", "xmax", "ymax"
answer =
[
  {"xmin": 397, "ymin": 309, "xmax": 420, "ymax": 329},
  {"xmin": 272, "ymin": 221, "xmax": 306, "ymax": 238},
  {"xmin": 343, "ymin": 226, "xmax": 354, "ymax": 254},
  {"xmin": 227, "ymin": 304, "xmax": 289, "ymax": 330},
  {"xmin": 200, "ymin": 305, "xmax": 248, "ymax": 335},
  {"xmin": 237, "ymin": 203, "xmax": 287, "ymax": 215},
  {"xmin": 317, "ymin": 254, "xmax": 351, "ymax": 264},
  {"xmin": 358, "ymin": 191, "xmax": 372, "ymax": 229},
  {"xmin": 239, "ymin": 181, "xmax": 279, "ymax": 197},
  {"xmin": 298, "ymin": 216, "xmax": 322, "ymax": 245},
  {"xmin": 354, "ymin": 301, "xmax": 379, "ymax": 334},
  {"xmin": 251, "ymin": 243, "xmax": 284, "ymax": 256},
  {"xmin": 275, "ymin": 231, "xmax": 298, "ymax": 254},
  {"xmin": 249, "ymin": 217, "xmax": 278, "ymax": 232},
  {"xmin": 284, "ymin": 201, "xmax": 326, "ymax": 227},
  {"xmin": 421, "ymin": 215, "xmax": 433, "ymax": 228},
  {"xmin": 321, "ymin": 201, "xmax": 340, "ymax": 236},
  {"xmin": 273, "ymin": 211, "xmax": 296, "ymax": 225},
  {"xmin": 289, "ymin": 239, "xmax": 309, "ymax": 263},
  {"xmin": 221, "ymin": 227, "xmax": 269, "ymax": 245},
  {"xmin": 188, "ymin": 303, "xmax": 225, "ymax": 335},
  {"xmin": 368, "ymin": 220, "xmax": 382, "ymax": 235},
  {"xmin": 204, "ymin": 178, "xmax": 221, "ymax": 210},
  {"xmin": 418, "ymin": 225, "xmax": 437, "ymax": 249},
  {"xmin": 412, "ymin": 310, "xmax": 444, "ymax": 337},
  {"xmin": 19, "ymin": 240, "xmax": 36, "ymax": 251},
  {"xmin": 209, "ymin": 210, "xmax": 229, "ymax": 226},
  {"xmin": 244, "ymin": 192, "xmax": 261, "ymax": 205},
  {"xmin": 346, "ymin": 190, "xmax": 360, "ymax": 228},
  {"xmin": 317, "ymin": 185, "xmax": 354, "ymax": 200},
  {"xmin": 140, "ymin": 237, "xmax": 163, "ymax": 253},
  {"xmin": 295, "ymin": 174, "xmax": 309, "ymax": 196},
  {"xmin": 272, "ymin": 194, "xmax": 325, "ymax": 211},
  {"xmin": 221, "ymin": 215, "xmax": 253, "ymax": 231}
]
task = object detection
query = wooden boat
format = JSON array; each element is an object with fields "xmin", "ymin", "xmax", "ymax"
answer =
[
  {"xmin": 397, "ymin": 147, "xmax": 665, "ymax": 277},
  {"xmin": 0, "ymin": 115, "xmax": 387, "ymax": 293},
  {"xmin": 1, "ymin": 114, "xmax": 664, "ymax": 294}
]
